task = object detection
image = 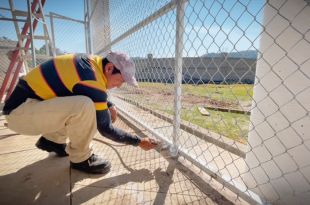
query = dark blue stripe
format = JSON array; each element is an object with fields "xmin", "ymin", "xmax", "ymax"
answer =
[
  {"xmin": 40, "ymin": 59, "xmax": 72, "ymax": 96},
  {"xmin": 72, "ymin": 83, "xmax": 107, "ymax": 102},
  {"xmin": 74, "ymin": 55, "xmax": 96, "ymax": 81}
]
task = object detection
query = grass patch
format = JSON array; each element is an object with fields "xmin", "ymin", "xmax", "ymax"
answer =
[
  {"xmin": 138, "ymin": 82, "xmax": 253, "ymax": 102},
  {"xmin": 181, "ymin": 106, "xmax": 249, "ymax": 144},
  {"xmin": 124, "ymin": 82, "xmax": 253, "ymax": 143},
  {"xmin": 142, "ymin": 102, "xmax": 249, "ymax": 144}
]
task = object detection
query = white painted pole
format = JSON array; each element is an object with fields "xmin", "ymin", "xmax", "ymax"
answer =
[
  {"xmin": 86, "ymin": 0, "xmax": 93, "ymax": 54},
  {"xmin": 172, "ymin": 0, "xmax": 186, "ymax": 157},
  {"xmin": 27, "ymin": 0, "xmax": 36, "ymax": 67},
  {"xmin": 49, "ymin": 12, "xmax": 56, "ymax": 55},
  {"xmin": 103, "ymin": 0, "xmax": 111, "ymax": 51}
]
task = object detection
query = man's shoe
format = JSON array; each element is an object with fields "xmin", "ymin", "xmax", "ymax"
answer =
[
  {"xmin": 71, "ymin": 154, "xmax": 111, "ymax": 174},
  {"xmin": 35, "ymin": 136, "xmax": 68, "ymax": 157}
]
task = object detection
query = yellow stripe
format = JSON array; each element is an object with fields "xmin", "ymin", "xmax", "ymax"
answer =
[
  {"xmin": 88, "ymin": 56, "xmax": 99, "ymax": 80},
  {"xmin": 95, "ymin": 102, "xmax": 108, "ymax": 111},
  {"xmin": 24, "ymin": 66, "xmax": 56, "ymax": 99},
  {"xmin": 92, "ymin": 55, "xmax": 103, "ymax": 73},
  {"xmin": 53, "ymin": 54, "xmax": 80, "ymax": 91}
]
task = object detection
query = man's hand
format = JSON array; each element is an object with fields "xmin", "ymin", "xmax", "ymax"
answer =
[
  {"xmin": 109, "ymin": 106, "xmax": 118, "ymax": 123},
  {"xmin": 139, "ymin": 137, "xmax": 159, "ymax": 151}
]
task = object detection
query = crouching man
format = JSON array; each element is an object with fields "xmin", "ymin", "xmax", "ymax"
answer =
[{"xmin": 2, "ymin": 51, "xmax": 158, "ymax": 174}]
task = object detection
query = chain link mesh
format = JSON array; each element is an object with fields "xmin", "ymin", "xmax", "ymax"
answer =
[
  {"xmin": 0, "ymin": 8, "xmax": 85, "ymax": 97},
  {"xmin": 49, "ymin": 15, "xmax": 86, "ymax": 55},
  {"xmin": 90, "ymin": 0, "xmax": 310, "ymax": 204},
  {"xmin": 1, "ymin": 0, "xmax": 309, "ymax": 204}
]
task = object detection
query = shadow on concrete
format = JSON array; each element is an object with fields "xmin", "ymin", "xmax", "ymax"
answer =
[
  {"xmin": 153, "ymin": 159, "xmax": 176, "ymax": 205},
  {"xmin": 0, "ymin": 148, "xmax": 236, "ymax": 205},
  {"xmin": 175, "ymin": 159, "xmax": 235, "ymax": 205},
  {"xmin": 0, "ymin": 114, "xmax": 236, "ymax": 205},
  {"xmin": 0, "ymin": 153, "xmax": 154, "ymax": 205},
  {"xmin": 0, "ymin": 133, "xmax": 20, "ymax": 140},
  {"xmin": 70, "ymin": 138, "xmax": 155, "ymax": 204},
  {"xmin": 118, "ymin": 115, "xmax": 236, "ymax": 204},
  {"xmin": 0, "ymin": 156, "xmax": 71, "ymax": 205},
  {"xmin": 71, "ymin": 168, "xmax": 154, "ymax": 204},
  {"xmin": 90, "ymin": 139, "xmax": 234, "ymax": 204}
]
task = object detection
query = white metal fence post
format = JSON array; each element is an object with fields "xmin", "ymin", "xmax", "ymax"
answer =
[
  {"xmin": 103, "ymin": 0, "xmax": 111, "ymax": 51},
  {"xmin": 49, "ymin": 12, "xmax": 56, "ymax": 56},
  {"xmin": 172, "ymin": 0, "xmax": 186, "ymax": 156},
  {"xmin": 83, "ymin": 0, "xmax": 89, "ymax": 53},
  {"xmin": 86, "ymin": 0, "xmax": 93, "ymax": 54},
  {"xmin": 27, "ymin": 0, "xmax": 36, "ymax": 67}
]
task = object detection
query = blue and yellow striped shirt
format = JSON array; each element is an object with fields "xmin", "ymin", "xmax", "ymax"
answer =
[{"xmin": 24, "ymin": 54, "xmax": 109, "ymax": 111}]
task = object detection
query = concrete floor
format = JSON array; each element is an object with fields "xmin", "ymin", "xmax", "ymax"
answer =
[{"xmin": 0, "ymin": 115, "xmax": 249, "ymax": 205}]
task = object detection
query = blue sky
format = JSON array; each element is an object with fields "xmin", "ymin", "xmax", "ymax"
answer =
[
  {"xmin": 0, "ymin": 0, "xmax": 85, "ymax": 53},
  {"xmin": 110, "ymin": 0, "xmax": 265, "ymax": 58},
  {"xmin": 0, "ymin": 0, "xmax": 84, "ymax": 19},
  {"xmin": 1, "ymin": 0, "xmax": 265, "ymax": 57}
]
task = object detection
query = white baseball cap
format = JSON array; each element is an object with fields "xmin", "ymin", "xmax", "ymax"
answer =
[{"xmin": 106, "ymin": 51, "xmax": 138, "ymax": 87}]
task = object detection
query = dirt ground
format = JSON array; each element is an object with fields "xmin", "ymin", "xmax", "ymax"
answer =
[{"xmin": 120, "ymin": 86, "xmax": 251, "ymax": 111}]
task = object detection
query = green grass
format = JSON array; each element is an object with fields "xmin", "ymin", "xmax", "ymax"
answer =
[
  {"xmin": 138, "ymin": 82, "xmax": 253, "ymax": 102},
  {"xmin": 126, "ymin": 82, "xmax": 253, "ymax": 143},
  {"xmin": 181, "ymin": 106, "xmax": 249, "ymax": 144},
  {"xmin": 141, "ymin": 103, "xmax": 249, "ymax": 144},
  {"xmin": 182, "ymin": 84, "xmax": 253, "ymax": 102}
]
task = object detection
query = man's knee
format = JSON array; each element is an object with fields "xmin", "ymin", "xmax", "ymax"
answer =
[
  {"xmin": 73, "ymin": 96, "xmax": 93, "ymax": 108},
  {"xmin": 73, "ymin": 96, "xmax": 96, "ymax": 116}
]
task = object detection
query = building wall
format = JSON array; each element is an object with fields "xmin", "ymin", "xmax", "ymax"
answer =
[{"xmin": 134, "ymin": 56, "xmax": 256, "ymax": 84}]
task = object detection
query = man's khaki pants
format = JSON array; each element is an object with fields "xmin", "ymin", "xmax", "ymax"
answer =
[{"xmin": 5, "ymin": 96, "xmax": 97, "ymax": 163}]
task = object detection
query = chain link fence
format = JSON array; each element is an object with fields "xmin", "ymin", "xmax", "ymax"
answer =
[
  {"xmin": 48, "ymin": 12, "xmax": 86, "ymax": 56},
  {"xmin": 0, "ymin": 6, "xmax": 23, "ymax": 92},
  {"xmin": 31, "ymin": 12, "xmax": 86, "ymax": 66},
  {"xmin": 1, "ymin": 0, "xmax": 309, "ymax": 204},
  {"xmin": 89, "ymin": 0, "xmax": 310, "ymax": 204},
  {"xmin": 0, "ymin": 2, "xmax": 85, "ymax": 101}
]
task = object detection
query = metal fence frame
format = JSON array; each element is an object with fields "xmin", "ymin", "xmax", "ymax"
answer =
[
  {"xmin": 0, "ymin": 0, "xmax": 86, "ymax": 102},
  {"xmin": 87, "ymin": 0, "xmax": 310, "ymax": 204},
  {"xmin": 86, "ymin": 0, "xmax": 262, "ymax": 203}
]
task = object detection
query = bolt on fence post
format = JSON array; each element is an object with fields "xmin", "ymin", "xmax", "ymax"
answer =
[{"xmin": 172, "ymin": 0, "xmax": 185, "ymax": 157}]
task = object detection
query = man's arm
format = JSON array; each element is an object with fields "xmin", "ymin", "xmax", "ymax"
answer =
[
  {"xmin": 107, "ymin": 100, "xmax": 117, "ymax": 123},
  {"xmin": 96, "ymin": 109, "xmax": 141, "ymax": 145},
  {"xmin": 72, "ymin": 81, "xmax": 140, "ymax": 145},
  {"xmin": 72, "ymin": 81, "xmax": 158, "ymax": 149}
]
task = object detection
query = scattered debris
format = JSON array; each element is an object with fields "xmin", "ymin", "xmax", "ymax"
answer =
[{"xmin": 198, "ymin": 106, "xmax": 210, "ymax": 116}]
